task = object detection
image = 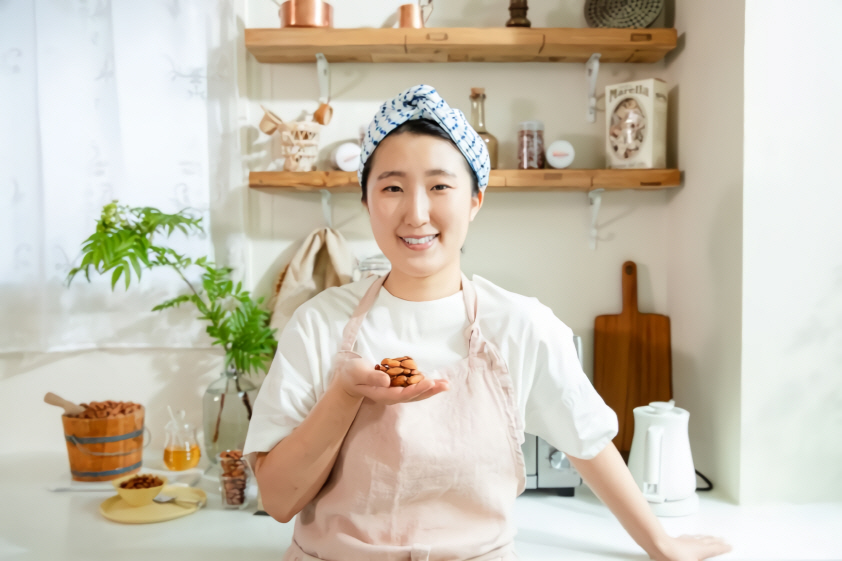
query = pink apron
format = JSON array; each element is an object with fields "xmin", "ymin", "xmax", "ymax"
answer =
[{"xmin": 283, "ymin": 271, "xmax": 526, "ymax": 561}]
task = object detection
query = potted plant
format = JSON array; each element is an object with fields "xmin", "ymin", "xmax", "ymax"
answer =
[{"xmin": 67, "ymin": 201, "xmax": 277, "ymax": 463}]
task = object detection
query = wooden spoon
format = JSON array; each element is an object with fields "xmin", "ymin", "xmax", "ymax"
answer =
[{"xmin": 44, "ymin": 392, "xmax": 86, "ymax": 416}]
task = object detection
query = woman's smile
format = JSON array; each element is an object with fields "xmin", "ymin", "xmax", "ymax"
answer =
[{"xmin": 399, "ymin": 233, "xmax": 439, "ymax": 250}]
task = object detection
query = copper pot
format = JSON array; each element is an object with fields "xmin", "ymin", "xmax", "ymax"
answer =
[
  {"xmin": 398, "ymin": 3, "xmax": 424, "ymax": 28},
  {"xmin": 279, "ymin": 0, "xmax": 333, "ymax": 28}
]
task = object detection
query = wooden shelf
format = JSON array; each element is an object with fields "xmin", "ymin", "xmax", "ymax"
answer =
[
  {"xmin": 249, "ymin": 169, "xmax": 681, "ymax": 193},
  {"xmin": 245, "ymin": 27, "xmax": 677, "ymax": 63}
]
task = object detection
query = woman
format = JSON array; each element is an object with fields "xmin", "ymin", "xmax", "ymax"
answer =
[{"xmin": 244, "ymin": 85, "xmax": 731, "ymax": 561}]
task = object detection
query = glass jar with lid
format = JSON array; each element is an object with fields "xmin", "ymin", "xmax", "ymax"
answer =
[{"xmin": 518, "ymin": 120, "xmax": 545, "ymax": 169}]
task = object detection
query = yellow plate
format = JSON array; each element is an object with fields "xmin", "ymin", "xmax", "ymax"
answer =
[{"xmin": 99, "ymin": 485, "xmax": 207, "ymax": 524}]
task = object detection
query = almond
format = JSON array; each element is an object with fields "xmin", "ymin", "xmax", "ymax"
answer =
[
  {"xmin": 407, "ymin": 375, "xmax": 423, "ymax": 385},
  {"xmin": 400, "ymin": 359, "xmax": 417, "ymax": 370}
]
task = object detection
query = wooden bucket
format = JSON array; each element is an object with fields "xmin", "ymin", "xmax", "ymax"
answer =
[{"xmin": 61, "ymin": 407, "xmax": 147, "ymax": 481}]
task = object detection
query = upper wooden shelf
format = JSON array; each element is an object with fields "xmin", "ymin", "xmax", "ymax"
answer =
[
  {"xmin": 249, "ymin": 169, "xmax": 681, "ymax": 193},
  {"xmin": 244, "ymin": 27, "xmax": 677, "ymax": 63}
]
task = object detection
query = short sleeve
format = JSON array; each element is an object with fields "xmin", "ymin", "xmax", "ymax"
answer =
[
  {"xmin": 523, "ymin": 305, "xmax": 618, "ymax": 460},
  {"xmin": 243, "ymin": 306, "xmax": 323, "ymax": 459}
]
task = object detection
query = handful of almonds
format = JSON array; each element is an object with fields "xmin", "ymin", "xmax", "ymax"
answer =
[
  {"xmin": 219, "ymin": 450, "xmax": 247, "ymax": 507},
  {"xmin": 73, "ymin": 400, "xmax": 141, "ymax": 419},
  {"xmin": 375, "ymin": 356, "xmax": 425, "ymax": 388},
  {"xmin": 119, "ymin": 474, "xmax": 163, "ymax": 489}
]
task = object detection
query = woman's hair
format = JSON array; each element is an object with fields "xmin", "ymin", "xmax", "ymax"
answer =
[{"xmin": 360, "ymin": 119, "xmax": 480, "ymax": 203}]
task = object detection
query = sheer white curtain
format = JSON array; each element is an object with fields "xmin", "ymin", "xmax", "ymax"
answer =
[{"xmin": 0, "ymin": 0, "xmax": 242, "ymax": 352}]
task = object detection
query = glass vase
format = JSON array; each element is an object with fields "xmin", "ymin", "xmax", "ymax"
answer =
[{"xmin": 202, "ymin": 368, "xmax": 258, "ymax": 465}]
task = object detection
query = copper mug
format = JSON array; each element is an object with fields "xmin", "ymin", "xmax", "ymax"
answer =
[
  {"xmin": 398, "ymin": 3, "xmax": 424, "ymax": 28},
  {"xmin": 280, "ymin": 0, "xmax": 333, "ymax": 28}
]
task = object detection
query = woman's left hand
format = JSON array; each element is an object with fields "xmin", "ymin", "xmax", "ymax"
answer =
[{"xmin": 654, "ymin": 534, "xmax": 732, "ymax": 561}]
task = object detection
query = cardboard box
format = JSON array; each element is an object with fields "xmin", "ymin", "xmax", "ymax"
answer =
[{"xmin": 606, "ymin": 78, "xmax": 668, "ymax": 169}]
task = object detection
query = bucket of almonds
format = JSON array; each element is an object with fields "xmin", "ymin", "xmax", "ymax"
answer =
[
  {"xmin": 61, "ymin": 400, "xmax": 147, "ymax": 481},
  {"xmin": 375, "ymin": 356, "xmax": 425, "ymax": 387}
]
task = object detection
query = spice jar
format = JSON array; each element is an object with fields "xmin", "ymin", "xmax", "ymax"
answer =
[{"xmin": 518, "ymin": 121, "xmax": 544, "ymax": 169}]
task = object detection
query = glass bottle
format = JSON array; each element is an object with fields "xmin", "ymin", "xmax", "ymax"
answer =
[
  {"xmin": 202, "ymin": 367, "xmax": 258, "ymax": 464},
  {"xmin": 163, "ymin": 410, "xmax": 202, "ymax": 470},
  {"xmin": 518, "ymin": 120, "xmax": 544, "ymax": 169},
  {"xmin": 469, "ymin": 88, "xmax": 498, "ymax": 169}
]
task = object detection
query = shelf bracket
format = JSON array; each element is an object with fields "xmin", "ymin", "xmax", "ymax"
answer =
[
  {"xmin": 586, "ymin": 53, "xmax": 601, "ymax": 123},
  {"xmin": 588, "ymin": 188, "xmax": 605, "ymax": 250},
  {"xmin": 320, "ymin": 189, "xmax": 333, "ymax": 229}
]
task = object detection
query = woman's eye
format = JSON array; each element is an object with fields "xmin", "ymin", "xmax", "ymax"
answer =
[
  {"xmin": 432, "ymin": 184, "xmax": 450, "ymax": 191},
  {"xmin": 384, "ymin": 186, "xmax": 401, "ymax": 192}
]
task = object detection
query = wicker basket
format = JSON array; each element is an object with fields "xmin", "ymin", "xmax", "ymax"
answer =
[{"xmin": 259, "ymin": 105, "xmax": 322, "ymax": 172}]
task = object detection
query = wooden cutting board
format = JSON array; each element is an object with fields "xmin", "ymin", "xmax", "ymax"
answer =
[{"xmin": 593, "ymin": 261, "xmax": 672, "ymax": 461}]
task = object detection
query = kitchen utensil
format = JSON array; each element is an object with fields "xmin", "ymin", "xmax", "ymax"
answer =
[
  {"xmin": 259, "ymin": 105, "xmax": 322, "ymax": 172},
  {"xmin": 99, "ymin": 486, "xmax": 207, "ymax": 524},
  {"xmin": 398, "ymin": 3, "xmax": 423, "ymax": 28},
  {"xmin": 397, "ymin": 1, "xmax": 433, "ymax": 28},
  {"xmin": 112, "ymin": 474, "xmax": 168, "ymax": 507},
  {"xmin": 593, "ymin": 261, "xmax": 672, "ymax": 461},
  {"xmin": 153, "ymin": 491, "xmax": 206, "ymax": 509},
  {"xmin": 279, "ymin": 0, "xmax": 333, "ymax": 28},
  {"xmin": 522, "ymin": 334, "xmax": 584, "ymax": 495},
  {"xmin": 313, "ymin": 53, "xmax": 332, "ymax": 125},
  {"xmin": 506, "ymin": 0, "xmax": 530, "ymax": 27},
  {"xmin": 43, "ymin": 392, "xmax": 86, "ymax": 416},
  {"xmin": 627, "ymin": 400, "xmax": 699, "ymax": 516},
  {"xmin": 584, "ymin": 0, "xmax": 663, "ymax": 28}
]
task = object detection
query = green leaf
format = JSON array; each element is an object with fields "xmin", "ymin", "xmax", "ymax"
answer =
[{"xmin": 111, "ymin": 266, "xmax": 123, "ymax": 290}]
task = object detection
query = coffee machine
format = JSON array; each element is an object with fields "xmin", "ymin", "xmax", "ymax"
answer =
[{"xmin": 520, "ymin": 335, "xmax": 584, "ymax": 495}]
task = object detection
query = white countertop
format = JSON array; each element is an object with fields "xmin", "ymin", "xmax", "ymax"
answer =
[{"xmin": 2, "ymin": 452, "xmax": 842, "ymax": 561}]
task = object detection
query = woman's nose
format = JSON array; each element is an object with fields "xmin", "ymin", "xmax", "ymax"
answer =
[{"xmin": 403, "ymin": 188, "xmax": 430, "ymax": 226}]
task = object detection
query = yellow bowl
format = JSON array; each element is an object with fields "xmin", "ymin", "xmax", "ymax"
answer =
[{"xmin": 111, "ymin": 474, "xmax": 168, "ymax": 507}]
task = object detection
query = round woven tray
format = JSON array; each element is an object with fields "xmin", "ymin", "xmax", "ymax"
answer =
[{"xmin": 584, "ymin": 0, "xmax": 663, "ymax": 28}]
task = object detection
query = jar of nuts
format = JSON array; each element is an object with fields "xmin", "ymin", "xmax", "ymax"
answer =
[
  {"xmin": 217, "ymin": 450, "xmax": 250, "ymax": 509},
  {"xmin": 518, "ymin": 120, "xmax": 545, "ymax": 169}
]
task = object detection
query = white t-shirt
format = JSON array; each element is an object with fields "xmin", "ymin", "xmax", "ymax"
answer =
[{"xmin": 243, "ymin": 274, "xmax": 617, "ymax": 461}]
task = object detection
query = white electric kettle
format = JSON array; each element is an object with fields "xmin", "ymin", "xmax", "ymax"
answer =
[{"xmin": 627, "ymin": 400, "xmax": 699, "ymax": 516}]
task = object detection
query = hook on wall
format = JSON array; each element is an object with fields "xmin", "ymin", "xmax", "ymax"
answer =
[
  {"xmin": 320, "ymin": 189, "xmax": 333, "ymax": 229},
  {"xmin": 586, "ymin": 53, "xmax": 601, "ymax": 123},
  {"xmin": 588, "ymin": 188, "xmax": 605, "ymax": 250}
]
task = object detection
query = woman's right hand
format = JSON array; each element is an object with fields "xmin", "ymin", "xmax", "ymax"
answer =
[{"xmin": 331, "ymin": 352, "xmax": 450, "ymax": 405}]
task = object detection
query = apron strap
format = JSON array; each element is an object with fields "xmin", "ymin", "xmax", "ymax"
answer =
[
  {"xmin": 461, "ymin": 271, "xmax": 483, "ymax": 357},
  {"xmin": 340, "ymin": 272, "xmax": 389, "ymax": 352}
]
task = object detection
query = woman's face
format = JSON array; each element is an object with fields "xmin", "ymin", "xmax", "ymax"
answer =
[{"xmin": 364, "ymin": 132, "xmax": 483, "ymax": 279}]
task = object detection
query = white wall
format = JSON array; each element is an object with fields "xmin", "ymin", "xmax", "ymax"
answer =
[
  {"xmin": 741, "ymin": 0, "xmax": 842, "ymax": 503},
  {"xmin": 242, "ymin": 0, "xmax": 673, "ymax": 392},
  {"xmin": 1, "ymin": 1, "xmax": 761, "ymax": 508},
  {"xmin": 661, "ymin": 0, "xmax": 745, "ymax": 502}
]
